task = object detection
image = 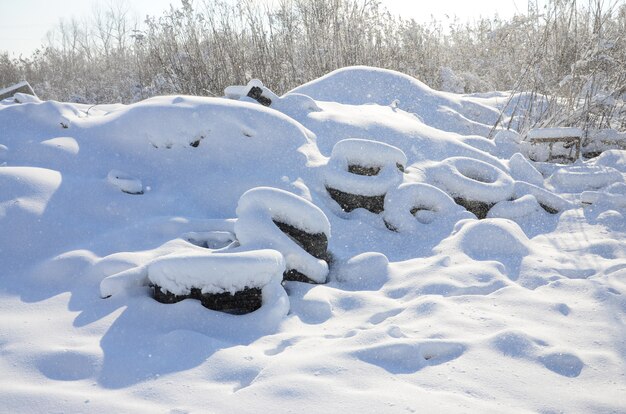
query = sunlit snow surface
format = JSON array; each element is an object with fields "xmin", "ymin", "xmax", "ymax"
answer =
[{"xmin": 1, "ymin": 67, "xmax": 625, "ymax": 413}]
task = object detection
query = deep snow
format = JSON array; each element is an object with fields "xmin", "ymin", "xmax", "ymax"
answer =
[{"xmin": 1, "ymin": 66, "xmax": 625, "ymax": 413}]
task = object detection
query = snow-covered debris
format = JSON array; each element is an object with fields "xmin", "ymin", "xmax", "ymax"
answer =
[
  {"xmin": 2, "ymin": 67, "xmax": 626, "ymax": 413},
  {"xmin": 583, "ymin": 129, "xmax": 626, "ymax": 156},
  {"xmin": 508, "ymin": 152, "xmax": 544, "ymax": 186},
  {"xmin": 148, "ymin": 248, "xmax": 285, "ymax": 296},
  {"xmin": 224, "ymin": 79, "xmax": 278, "ymax": 107},
  {"xmin": 592, "ymin": 149, "xmax": 626, "ymax": 172},
  {"xmin": 487, "ymin": 194, "xmax": 543, "ymax": 220},
  {"xmin": 0, "ymin": 80, "xmax": 36, "ymax": 101},
  {"xmin": 513, "ymin": 181, "xmax": 573, "ymax": 213},
  {"xmin": 581, "ymin": 190, "xmax": 626, "ymax": 208},
  {"xmin": 323, "ymin": 138, "xmax": 406, "ymax": 213},
  {"xmin": 549, "ymin": 164, "xmax": 624, "ymax": 192},
  {"xmin": 235, "ymin": 187, "xmax": 330, "ymax": 284},
  {"xmin": 428, "ymin": 156, "xmax": 515, "ymax": 218},
  {"xmin": 383, "ymin": 183, "xmax": 468, "ymax": 232}
]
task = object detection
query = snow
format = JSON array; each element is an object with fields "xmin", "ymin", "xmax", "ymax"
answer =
[
  {"xmin": 323, "ymin": 138, "xmax": 406, "ymax": 196},
  {"xmin": 1, "ymin": 66, "xmax": 626, "ymax": 413}
]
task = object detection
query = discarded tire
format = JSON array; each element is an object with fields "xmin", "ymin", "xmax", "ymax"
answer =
[
  {"xmin": 324, "ymin": 138, "xmax": 406, "ymax": 213},
  {"xmin": 383, "ymin": 183, "xmax": 463, "ymax": 232},
  {"xmin": 152, "ymin": 285, "xmax": 263, "ymax": 314},
  {"xmin": 513, "ymin": 181, "xmax": 573, "ymax": 214},
  {"xmin": 147, "ymin": 249, "xmax": 285, "ymax": 314},
  {"xmin": 235, "ymin": 187, "xmax": 331, "ymax": 284},
  {"xmin": 429, "ymin": 157, "xmax": 514, "ymax": 219}
]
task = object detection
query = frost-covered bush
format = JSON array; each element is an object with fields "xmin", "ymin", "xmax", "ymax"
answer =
[
  {"xmin": 323, "ymin": 138, "xmax": 406, "ymax": 214},
  {"xmin": 235, "ymin": 187, "xmax": 331, "ymax": 284}
]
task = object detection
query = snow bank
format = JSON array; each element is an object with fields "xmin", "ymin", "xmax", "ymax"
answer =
[
  {"xmin": 428, "ymin": 157, "xmax": 515, "ymax": 203},
  {"xmin": 235, "ymin": 187, "xmax": 330, "ymax": 283},
  {"xmin": 148, "ymin": 249, "xmax": 285, "ymax": 296},
  {"xmin": 323, "ymin": 138, "xmax": 406, "ymax": 197}
]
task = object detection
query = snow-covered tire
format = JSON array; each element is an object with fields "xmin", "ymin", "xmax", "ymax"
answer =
[
  {"xmin": 152, "ymin": 286, "xmax": 264, "ymax": 314},
  {"xmin": 549, "ymin": 164, "xmax": 623, "ymax": 192},
  {"xmin": 429, "ymin": 157, "xmax": 514, "ymax": 219},
  {"xmin": 513, "ymin": 181, "xmax": 573, "ymax": 214},
  {"xmin": 148, "ymin": 249, "xmax": 285, "ymax": 314},
  {"xmin": 235, "ymin": 187, "xmax": 331, "ymax": 284},
  {"xmin": 323, "ymin": 138, "xmax": 406, "ymax": 213},
  {"xmin": 383, "ymin": 183, "xmax": 461, "ymax": 232}
]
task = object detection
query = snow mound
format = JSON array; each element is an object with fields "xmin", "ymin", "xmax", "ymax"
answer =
[
  {"xmin": 323, "ymin": 138, "xmax": 406, "ymax": 197},
  {"xmin": 436, "ymin": 219, "xmax": 531, "ymax": 274},
  {"xmin": 550, "ymin": 164, "xmax": 623, "ymax": 192},
  {"xmin": 40, "ymin": 137, "xmax": 80, "ymax": 155},
  {"xmin": 148, "ymin": 249, "xmax": 285, "ymax": 296},
  {"xmin": 290, "ymin": 66, "xmax": 499, "ymax": 136},
  {"xmin": 383, "ymin": 183, "xmax": 466, "ymax": 232},
  {"xmin": 428, "ymin": 156, "xmax": 515, "ymax": 203},
  {"xmin": 235, "ymin": 187, "xmax": 330, "ymax": 283},
  {"xmin": 107, "ymin": 169, "xmax": 143, "ymax": 195},
  {"xmin": 335, "ymin": 252, "xmax": 389, "ymax": 289}
]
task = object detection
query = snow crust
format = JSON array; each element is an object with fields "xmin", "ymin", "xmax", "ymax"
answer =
[{"xmin": 1, "ymin": 66, "xmax": 626, "ymax": 413}]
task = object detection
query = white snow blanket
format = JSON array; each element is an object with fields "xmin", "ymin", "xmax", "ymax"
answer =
[{"xmin": 1, "ymin": 66, "xmax": 625, "ymax": 413}]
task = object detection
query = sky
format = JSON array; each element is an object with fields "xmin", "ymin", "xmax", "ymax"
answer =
[{"xmin": 0, "ymin": 0, "xmax": 529, "ymax": 56}]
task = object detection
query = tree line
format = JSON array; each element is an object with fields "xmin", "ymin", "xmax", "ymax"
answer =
[{"xmin": 1, "ymin": 0, "xmax": 625, "ymax": 132}]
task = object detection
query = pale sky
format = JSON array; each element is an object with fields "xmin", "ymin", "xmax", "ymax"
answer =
[{"xmin": 0, "ymin": 0, "xmax": 529, "ymax": 56}]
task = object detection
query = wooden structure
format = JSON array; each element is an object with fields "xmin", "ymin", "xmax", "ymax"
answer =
[
  {"xmin": 526, "ymin": 128, "xmax": 583, "ymax": 164},
  {"xmin": 0, "ymin": 81, "xmax": 36, "ymax": 101}
]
